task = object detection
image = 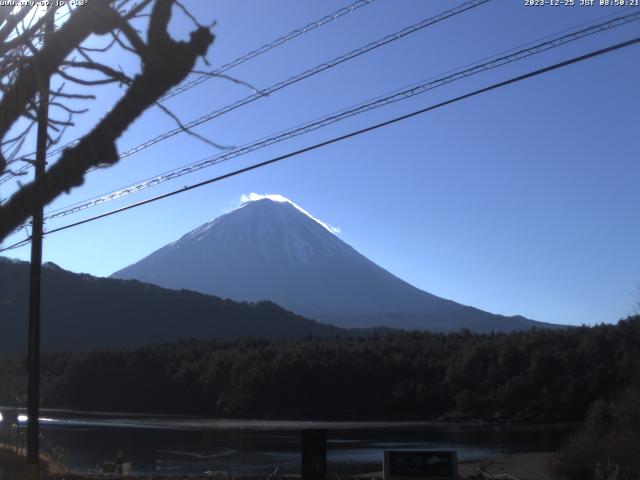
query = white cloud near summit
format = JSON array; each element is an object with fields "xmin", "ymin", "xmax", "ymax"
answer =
[{"xmin": 239, "ymin": 193, "xmax": 341, "ymax": 234}]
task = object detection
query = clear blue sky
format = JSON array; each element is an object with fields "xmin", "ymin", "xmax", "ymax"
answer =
[{"xmin": 2, "ymin": 0, "xmax": 639, "ymax": 326}]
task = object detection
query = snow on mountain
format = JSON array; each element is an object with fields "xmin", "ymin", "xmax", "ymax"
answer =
[
  {"xmin": 111, "ymin": 195, "xmax": 556, "ymax": 332},
  {"xmin": 239, "ymin": 193, "xmax": 341, "ymax": 234}
]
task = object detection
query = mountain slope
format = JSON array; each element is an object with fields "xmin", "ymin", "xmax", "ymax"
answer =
[
  {"xmin": 112, "ymin": 196, "xmax": 558, "ymax": 332},
  {"xmin": 0, "ymin": 257, "xmax": 342, "ymax": 352}
]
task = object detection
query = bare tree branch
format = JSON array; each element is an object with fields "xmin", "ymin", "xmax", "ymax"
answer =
[
  {"xmin": 0, "ymin": 0, "xmax": 215, "ymax": 241},
  {"xmin": 0, "ymin": 0, "xmax": 123, "ymax": 169},
  {"xmin": 77, "ymin": 34, "xmax": 119, "ymax": 53},
  {"xmin": 49, "ymin": 102, "xmax": 89, "ymax": 115},
  {"xmin": 0, "ymin": 6, "xmax": 35, "ymax": 46},
  {"xmin": 122, "ymin": 0, "xmax": 155, "ymax": 20},
  {"xmin": 49, "ymin": 90, "xmax": 96, "ymax": 100},
  {"xmin": 112, "ymin": 13, "xmax": 150, "ymax": 60},
  {"xmin": 61, "ymin": 60, "xmax": 133, "ymax": 85},
  {"xmin": 0, "ymin": 6, "xmax": 59, "ymax": 57},
  {"xmin": 154, "ymin": 101, "xmax": 232, "ymax": 150}
]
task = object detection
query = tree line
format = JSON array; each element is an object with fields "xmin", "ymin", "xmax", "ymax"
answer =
[{"xmin": 1, "ymin": 316, "xmax": 639, "ymax": 422}]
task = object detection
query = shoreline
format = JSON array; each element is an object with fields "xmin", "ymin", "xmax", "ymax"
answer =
[
  {"xmin": 0, "ymin": 405, "xmax": 582, "ymax": 430},
  {"xmin": 351, "ymin": 452, "xmax": 558, "ymax": 480},
  {"xmin": 458, "ymin": 452, "xmax": 556, "ymax": 480},
  {"xmin": 2, "ymin": 447, "xmax": 559, "ymax": 480}
]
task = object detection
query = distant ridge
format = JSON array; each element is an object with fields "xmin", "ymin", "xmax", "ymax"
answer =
[
  {"xmin": 0, "ymin": 257, "xmax": 342, "ymax": 352},
  {"xmin": 112, "ymin": 195, "xmax": 562, "ymax": 333}
]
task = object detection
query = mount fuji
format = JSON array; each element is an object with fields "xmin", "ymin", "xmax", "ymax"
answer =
[{"xmin": 111, "ymin": 195, "xmax": 556, "ymax": 332}]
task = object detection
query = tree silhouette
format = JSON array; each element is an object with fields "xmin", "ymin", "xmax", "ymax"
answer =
[{"xmin": 0, "ymin": 0, "xmax": 215, "ymax": 242}]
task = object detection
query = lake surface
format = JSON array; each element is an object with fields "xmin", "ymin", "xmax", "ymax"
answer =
[{"xmin": 10, "ymin": 411, "xmax": 578, "ymax": 476}]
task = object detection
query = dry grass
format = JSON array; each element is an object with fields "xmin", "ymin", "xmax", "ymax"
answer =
[{"xmin": 0, "ymin": 445, "xmax": 72, "ymax": 479}]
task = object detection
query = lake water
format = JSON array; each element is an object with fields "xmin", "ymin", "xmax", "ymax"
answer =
[{"xmin": 10, "ymin": 411, "xmax": 578, "ymax": 476}]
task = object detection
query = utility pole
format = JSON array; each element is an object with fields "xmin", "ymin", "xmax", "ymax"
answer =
[{"xmin": 26, "ymin": 11, "xmax": 53, "ymax": 480}]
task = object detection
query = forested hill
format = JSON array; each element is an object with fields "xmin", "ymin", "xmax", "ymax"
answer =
[
  {"xmin": 2, "ymin": 316, "xmax": 637, "ymax": 422},
  {"xmin": 0, "ymin": 257, "xmax": 342, "ymax": 352}
]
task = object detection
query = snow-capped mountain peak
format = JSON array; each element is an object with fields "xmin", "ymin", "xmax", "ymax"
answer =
[
  {"xmin": 239, "ymin": 193, "xmax": 341, "ymax": 234},
  {"xmin": 111, "ymin": 195, "xmax": 550, "ymax": 332}
]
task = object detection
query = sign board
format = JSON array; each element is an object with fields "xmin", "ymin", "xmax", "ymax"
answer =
[
  {"xmin": 102, "ymin": 462, "xmax": 116, "ymax": 474},
  {"xmin": 301, "ymin": 429, "xmax": 326, "ymax": 480},
  {"xmin": 383, "ymin": 450, "xmax": 458, "ymax": 480}
]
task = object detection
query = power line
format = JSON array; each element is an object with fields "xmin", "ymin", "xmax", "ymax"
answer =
[
  {"xmin": 13, "ymin": 0, "xmax": 633, "ymax": 183},
  {"xmin": 3, "ymin": 34, "xmax": 637, "ymax": 252},
  {"xmin": 99, "ymin": 0, "xmax": 492, "ymax": 164},
  {"xmin": 0, "ymin": 6, "xmax": 73, "ymax": 182},
  {"xmin": 30, "ymin": 10, "xmax": 640, "ymax": 227},
  {"xmin": 0, "ymin": 0, "xmax": 378, "ymax": 182},
  {"xmin": 1, "ymin": 236, "xmax": 32, "ymax": 252},
  {"xmin": 159, "ymin": 0, "xmax": 377, "ymax": 102}
]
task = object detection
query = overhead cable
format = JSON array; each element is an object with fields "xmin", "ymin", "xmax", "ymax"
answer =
[
  {"xmin": 3, "ymin": 34, "xmax": 637, "ymax": 252},
  {"xmin": 0, "ymin": 0, "xmax": 378, "ymax": 182},
  {"xmin": 33, "ymin": 10, "xmax": 640, "ymax": 226}
]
